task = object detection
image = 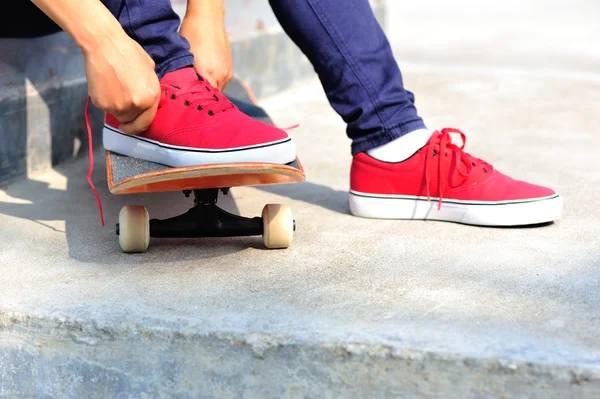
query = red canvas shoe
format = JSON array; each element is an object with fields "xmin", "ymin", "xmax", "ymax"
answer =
[
  {"xmin": 103, "ymin": 67, "xmax": 295, "ymax": 166},
  {"xmin": 349, "ymin": 128, "xmax": 563, "ymax": 226}
]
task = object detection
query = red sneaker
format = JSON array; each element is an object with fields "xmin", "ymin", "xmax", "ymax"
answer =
[
  {"xmin": 349, "ymin": 128, "xmax": 563, "ymax": 226},
  {"xmin": 103, "ymin": 67, "xmax": 295, "ymax": 166}
]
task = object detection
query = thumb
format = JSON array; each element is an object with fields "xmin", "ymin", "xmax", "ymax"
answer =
[
  {"xmin": 206, "ymin": 75, "xmax": 219, "ymax": 89},
  {"xmin": 193, "ymin": 66, "xmax": 218, "ymax": 89},
  {"xmin": 117, "ymin": 103, "xmax": 158, "ymax": 135}
]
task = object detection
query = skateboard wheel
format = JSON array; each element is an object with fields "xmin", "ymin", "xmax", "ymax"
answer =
[
  {"xmin": 262, "ymin": 204, "xmax": 294, "ymax": 249},
  {"xmin": 118, "ymin": 205, "xmax": 150, "ymax": 253}
]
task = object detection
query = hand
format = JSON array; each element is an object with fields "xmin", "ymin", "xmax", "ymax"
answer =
[
  {"xmin": 31, "ymin": 0, "xmax": 161, "ymax": 135},
  {"xmin": 180, "ymin": 1, "xmax": 232, "ymax": 91},
  {"xmin": 84, "ymin": 35, "xmax": 161, "ymax": 134}
]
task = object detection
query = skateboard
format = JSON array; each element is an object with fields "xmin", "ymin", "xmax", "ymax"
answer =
[{"xmin": 106, "ymin": 77, "xmax": 305, "ymax": 253}]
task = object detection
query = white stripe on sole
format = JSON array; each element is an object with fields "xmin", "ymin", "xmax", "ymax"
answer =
[
  {"xmin": 349, "ymin": 191, "xmax": 563, "ymax": 226},
  {"xmin": 103, "ymin": 125, "xmax": 296, "ymax": 166}
]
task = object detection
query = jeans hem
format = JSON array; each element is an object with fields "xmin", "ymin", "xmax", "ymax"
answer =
[
  {"xmin": 350, "ymin": 119, "xmax": 427, "ymax": 155},
  {"xmin": 155, "ymin": 54, "xmax": 195, "ymax": 79}
]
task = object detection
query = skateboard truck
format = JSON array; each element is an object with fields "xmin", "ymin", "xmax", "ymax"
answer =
[
  {"xmin": 106, "ymin": 75, "xmax": 305, "ymax": 253},
  {"xmin": 116, "ymin": 189, "xmax": 296, "ymax": 252},
  {"xmin": 147, "ymin": 189, "xmax": 264, "ymax": 238}
]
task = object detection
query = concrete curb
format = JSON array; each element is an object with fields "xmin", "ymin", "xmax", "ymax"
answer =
[{"xmin": 1, "ymin": 311, "xmax": 598, "ymax": 398}]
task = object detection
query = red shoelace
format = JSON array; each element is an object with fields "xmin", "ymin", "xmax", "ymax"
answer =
[
  {"xmin": 85, "ymin": 96, "xmax": 105, "ymax": 226},
  {"xmin": 425, "ymin": 127, "xmax": 490, "ymax": 210}
]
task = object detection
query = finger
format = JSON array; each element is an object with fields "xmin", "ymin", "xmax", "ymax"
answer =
[
  {"xmin": 113, "ymin": 109, "xmax": 140, "ymax": 126},
  {"xmin": 206, "ymin": 75, "xmax": 219, "ymax": 89},
  {"xmin": 118, "ymin": 100, "xmax": 159, "ymax": 135},
  {"xmin": 221, "ymin": 74, "xmax": 233, "ymax": 91},
  {"xmin": 112, "ymin": 95, "xmax": 158, "ymax": 128}
]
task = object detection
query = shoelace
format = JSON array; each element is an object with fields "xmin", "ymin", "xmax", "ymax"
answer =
[
  {"xmin": 163, "ymin": 75, "xmax": 234, "ymax": 115},
  {"xmin": 424, "ymin": 127, "xmax": 490, "ymax": 210},
  {"xmin": 84, "ymin": 76, "xmax": 225, "ymax": 227},
  {"xmin": 85, "ymin": 96, "xmax": 105, "ymax": 226}
]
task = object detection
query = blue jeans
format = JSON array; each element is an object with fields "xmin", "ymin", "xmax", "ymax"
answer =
[
  {"xmin": 269, "ymin": 0, "xmax": 426, "ymax": 154},
  {"xmin": 11, "ymin": 0, "xmax": 426, "ymax": 154},
  {"xmin": 98, "ymin": 0, "xmax": 195, "ymax": 78}
]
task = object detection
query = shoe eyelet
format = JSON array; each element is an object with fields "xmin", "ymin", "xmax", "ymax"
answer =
[
  {"xmin": 483, "ymin": 168, "xmax": 488, "ymax": 173},
  {"xmin": 208, "ymin": 110, "xmax": 214, "ymax": 116},
  {"xmin": 197, "ymin": 105, "xmax": 203, "ymax": 111},
  {"xmin": 171, "ymin": 94, "xmax": 176, "ymax": 100},
  {"xmin": 213, "ymin": 94, "xmax": 219, "ymax": 102},
  {"xmin": 472, "ymin": 162, "xmax": 476, "ymax": 166},
  {"xmin": 184, "ymin": 101, "xmax": 190, "ymax": 106}
]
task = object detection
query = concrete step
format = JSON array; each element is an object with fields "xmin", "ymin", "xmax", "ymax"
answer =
[
  {"xmin": 1, "ymin": 70, "xmax": 599, "ymax": 397},
  {"xmin": 1, "ymin": 1, "xmax": 599, "ymax": 397}
]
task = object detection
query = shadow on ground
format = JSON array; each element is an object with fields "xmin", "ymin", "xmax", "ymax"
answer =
[
  {"xmin": 257, "ymin": 181, "xmax": 350, "ymax": 215},
  {"xmin": 0, "ymin": 154, "xmax": 265, "ymax": 264}
]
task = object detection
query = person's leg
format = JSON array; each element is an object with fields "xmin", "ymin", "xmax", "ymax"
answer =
[
  {"xmin": 99, "ymin": 0, "xmax": 193, "ymax": 78},
  {"xmin": 1, "ymin": 0, "xmax": 295, "ymax": 166},
  {"xmin": 98, "ymin": 0, "xmax": 295, "ymax": 165},
  {"xmin": 2, "ymin": 0, "xmax": 295, "ymax": 166},
  {"xmin": 270, "ymin": 0, "xmax": 562, "ymax": 226},
  {"xmin": 269, "ymin": 0, "xmax": 426, "ymax": 156}
]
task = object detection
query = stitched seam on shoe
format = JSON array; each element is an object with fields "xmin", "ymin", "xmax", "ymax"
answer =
[
  {"xmin": 105, "ymin": 125, "xmax": 289, "ymax": 152},
  {"xmin": 161, "ymin": 118, "xmax": 223, "ymax": 142},
  {"xmin": 449, "ymin": 177, "xmax": 552, "ymax": 201},
  {"xmin": 445, "ymin": 173, "xmax": 497, "ymax": 198}
]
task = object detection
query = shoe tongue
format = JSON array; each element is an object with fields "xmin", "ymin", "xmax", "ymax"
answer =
[{"xmin": 160, "ymin": 67, "xmax": 198, "ymax": 87}]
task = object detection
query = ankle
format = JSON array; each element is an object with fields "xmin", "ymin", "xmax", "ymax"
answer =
[{"xmin": 366, "ymin": 129, "xmax": 431, "ymax": 162}]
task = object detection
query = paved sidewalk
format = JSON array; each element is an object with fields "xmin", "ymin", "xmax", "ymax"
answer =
[
  {"xmin": 1, "ymin": 72, "xmax": 599, "ymax": 396},
  {"xmin": 1, "ymin": 0, "xmax": 599, "ymax": 397}
]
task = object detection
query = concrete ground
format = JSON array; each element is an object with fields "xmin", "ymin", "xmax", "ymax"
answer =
[{"xmin": 1, "ymin": 0, "xmax": 599, "ymax": 397}]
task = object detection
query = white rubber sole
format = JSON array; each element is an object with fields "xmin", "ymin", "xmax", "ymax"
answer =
[
  {"xmin": 349, "ymin": 191, "xmax": 563, "ymax": 226},
  {"xmin": 103, "ymin": 125, "xmax": 296, "ymax": 166}
]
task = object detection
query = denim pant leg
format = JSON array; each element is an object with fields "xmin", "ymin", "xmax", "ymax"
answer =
[
  {"xmin": 100, "ymin": 0, "xmax": 194, "ymax": 78},
  {"xmin": 269, "ymin": 0, "xmax": 426, "ymax": 154}
]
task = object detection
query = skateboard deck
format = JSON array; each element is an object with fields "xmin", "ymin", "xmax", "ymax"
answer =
[
  {"xmin": 105, "ymin": 77, "xmax": 304, "ymax": 252},
  {"xmin": 106, "ymin": 76, "xmax": 305, "ymax": 195},
  {"xmin": 107, "ymin": 155, "xmax": 304, "ymax": 195}
]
